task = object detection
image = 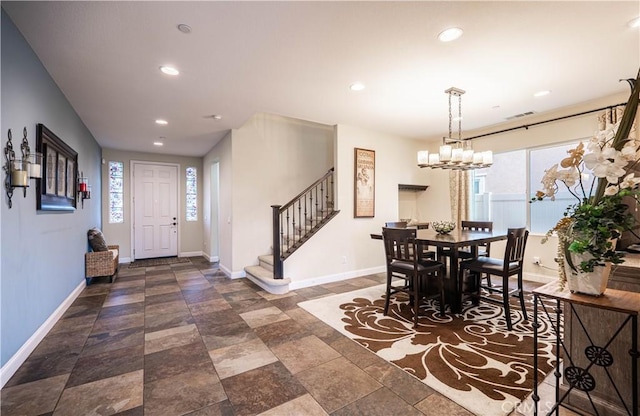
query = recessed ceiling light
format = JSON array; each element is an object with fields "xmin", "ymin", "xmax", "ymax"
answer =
[
  {"xmin": 177, "ymin": 24, "xmax": 192, "ymax": 34},
  {"xmin": 159, "ymin": 66, "xmax": 179, "ymax": 76},
  {"xmin": 350, "ymin": 82, "xmax": 365, "ymax": 91},
  {"xmin": 153, "ymin": 141, "xmax": 164, "ymax": 146},
  {"xmin": 438, "ymin": 27, "xmax": 463, "ymax": 42},
  {"xmin": 155, "ymin": 119, "xmax": 168, "ymax": 125},
  {"xmin": 534, "ymin": 90, "xmax": 551, "ymax": 97},
  {"xmin": 204, "ymin": 114, "xmax": 222, "ymax": 120},
  {"xmin": 492, "ymin": 105, "xmax": 501, "ymax": 110},
  {"xmin": 628, "ymin": 17, "xmax": 640, "ymax": 28}
]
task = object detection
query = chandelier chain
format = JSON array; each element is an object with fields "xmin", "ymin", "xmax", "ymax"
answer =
[
  {"xmin": 448, "ymin": 92, "xmax": 453, "ymax": 141},
  {"xmin": 458, "ymin": 92, "xmax": 462, "ymax": 141}
]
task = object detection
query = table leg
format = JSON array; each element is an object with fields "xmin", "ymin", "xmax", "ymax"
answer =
[{"xmin": 451, "ymin": 251, "xmax": 461, "ymax": 313}]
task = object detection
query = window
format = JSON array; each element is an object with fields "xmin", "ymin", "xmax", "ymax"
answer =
[
  {"xmin": 469, "ymin": 150, "xmax": 527, "ymax": 233},
  {"xmin": 529, "ymin": 140, "xmax": 591, "ymax": 233},
  {"xmin": 469, "ymin": 140, "xmax": 588, "ymax": 233},
  {"xmin": 108, "ymin": 161, "xmax": 124, "ymax": 223},
  {"xmin": 186, "ymin": 167, "xmax": 197, "ymax": 221}
]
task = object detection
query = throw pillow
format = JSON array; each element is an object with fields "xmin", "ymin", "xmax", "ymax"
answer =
[{"xmin": 87, "ymin": 228, "xmax": 108, "ymax": 252}]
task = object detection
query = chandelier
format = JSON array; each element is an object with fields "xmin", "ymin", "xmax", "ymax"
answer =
[{"xmin": 417, "ymin": 87, "xmax": 493, "ymax": 170}]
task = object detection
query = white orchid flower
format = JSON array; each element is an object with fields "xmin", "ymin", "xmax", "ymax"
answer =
[
  {"xmin": 620, "ymin": 173, "xmax": 640, "ymax": 189},
  {"xmin": 604, "ymin": 185, "xmax": 620, "ymax": 196}
]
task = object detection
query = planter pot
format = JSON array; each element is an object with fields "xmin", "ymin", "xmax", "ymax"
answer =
[{"xmin": 564, "ymin": 251, "xmax": 612, "ymax": 296}]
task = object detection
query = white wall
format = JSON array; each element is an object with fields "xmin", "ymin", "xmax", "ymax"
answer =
[
  {"xmin": 230, "ymin": 113, "xmax": 334, "ymax": 275},
  {"xmin": 285, "ymin": 123, "xmax": 432, "ymax": 287},
  {"xmin": 203, "ymin": 131, "xmax": 232, "ymax": 270}
]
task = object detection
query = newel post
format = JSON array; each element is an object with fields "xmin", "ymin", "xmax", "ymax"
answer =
[{"xmin": 271, "ymin": 205, "xmax": 283, "ymax": 279}]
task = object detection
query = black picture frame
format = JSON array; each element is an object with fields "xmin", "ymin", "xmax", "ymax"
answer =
[{"xmin": 36, "ymin": 124, "xmax": 77, "ymax": 211}]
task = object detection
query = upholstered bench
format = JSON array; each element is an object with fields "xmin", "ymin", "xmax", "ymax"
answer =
[{"xmin": 85, "ymin": 228, "xmax": 119, "ymax": 285}]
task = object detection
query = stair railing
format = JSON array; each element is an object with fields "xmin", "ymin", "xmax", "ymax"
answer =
[{"xmin": 271, "ymin": 167, "xmax": 336, "ymax": 279}]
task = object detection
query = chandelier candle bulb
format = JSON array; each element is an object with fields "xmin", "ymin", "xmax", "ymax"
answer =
[
  {"xmin": 429, "ymin": 153, "xmax": 440, "ymax": 165},
  {"xmin": 451, "ymin": 147, "xmax": 463, "ymax": 162},
  {"xmin": 472, "ymin": 152, "xmax": 484, "ymax": 164},
  {"xmin": 463, "ymin": 149, "xmax": 474, "ymax": 163},
  {"xmin": 440, "ymin": 144, "xmax": 452, "ymax": 162},
  {"xmin": 482, "ymin": 151, "xmax": 493, "ymax": 165},
  {"xmin": 417, "ymin": 151, "xmax": 429, "ymax": 165}
]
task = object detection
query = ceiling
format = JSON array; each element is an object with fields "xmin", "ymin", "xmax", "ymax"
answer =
[{"xmin": 3, "ymin": 1, "xmax": 639, "ymax": 157}]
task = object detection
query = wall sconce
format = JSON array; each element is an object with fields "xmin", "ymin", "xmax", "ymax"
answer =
[
  {"xmin": 78, "ymin": 171, "xmax": 91, "ymax": 208},
  {"xmin": 3, "ymin": 127, "xmax": 42, "ymax": 208}
]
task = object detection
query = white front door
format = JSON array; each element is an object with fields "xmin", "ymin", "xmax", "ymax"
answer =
[{"xmin": 133, "ymin": 162, "xmax": 178, "ymax": 259}]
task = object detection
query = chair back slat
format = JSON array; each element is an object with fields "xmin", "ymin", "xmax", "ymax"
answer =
[
  {"xmin": 504, "ymin": 227, "xmax": 529, "ymax": 265},
  {"xmin": 461, "ymin": 221, "xmax": 493, "ymax": 255},
  {"xmin": 461, "ymin": 221, "xmax": 493, "ymax": 232}
]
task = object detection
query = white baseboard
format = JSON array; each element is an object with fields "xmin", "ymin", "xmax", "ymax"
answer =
[
  {"xmin": 0, "ymin": 279, "xmax": 85, "ymax": 388},
  {"xmin": 289, "ymin": 266, "xmax": 386, "ymax": 290},
  {"xmin": 218, "ymin": 264, "xmax": 245, "ymax": 279},
  {"xmin": 203, "ymin": 253, "xmax": 219, "ymax": 263},
  {"xmin": 523, "ymin": 271, "xmax": 555, "ymax": 284},
  {"xmin": 180, "ymin": 251, "xmax": 202, "ymax": 257},
  {"xmin": 120, "ymin": 256, "xmax": 131, "ymax": 264}
]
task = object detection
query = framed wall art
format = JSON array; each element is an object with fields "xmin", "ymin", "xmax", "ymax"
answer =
[
  {"xmin": 354, "ymin": 147, "xmax": 375, "ymax": 218},
  {"xmin": 36, "ymin": 123, "xmax": 77, "ymax": 211}
]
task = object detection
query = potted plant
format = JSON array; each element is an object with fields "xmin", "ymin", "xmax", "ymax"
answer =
[{"xmin": 532, "ymin": 69, "xmax": 640, "ymax": 294}]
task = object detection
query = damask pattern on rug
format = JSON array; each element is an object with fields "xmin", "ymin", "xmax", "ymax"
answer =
[{"xmin": 299, "ymin": 285, "xmax": 560, "ymax": 416}]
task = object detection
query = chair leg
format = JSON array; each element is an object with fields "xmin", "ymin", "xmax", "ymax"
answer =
[
  {"xmin": 471, "ymin": 271, "xmax": 481, "ymax": 306},
  {"xmin": 384, "ymin": 272, "xmax": 392, "ymax": 316},
  {"xmin": 412, "ymin": 274, "xmax": 420, "ymax": 328},
  {"xmin": 439, "ymin": 270, "xmax": 446, "ymax": 317},
  {"xmin": 485, "ymin": 273, "xmax": 492, "ymax": 287},
  {"xmin": 517, "ymin": 272, "xmax": 528, "ymax": 321},
  {"xmin": 503, "ymin": 275, "xmax": 513, "ymax": 330}
]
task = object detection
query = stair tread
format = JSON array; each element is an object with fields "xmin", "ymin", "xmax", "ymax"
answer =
[{"xmin": 245, "ymin": 265, "xmax": 290, "ymax": 286}]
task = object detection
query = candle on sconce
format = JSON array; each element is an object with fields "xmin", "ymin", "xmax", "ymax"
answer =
[
  {"xmin": 28, "ymin": 152, "xmax": 42, "ymax": 179},
  {"xmin": 11, "ymin": 160, "xmax": 29, "ymax": 187},
  {"xmin": 79, "ymin": 182, "xmax": 88, "ymax": 192}
]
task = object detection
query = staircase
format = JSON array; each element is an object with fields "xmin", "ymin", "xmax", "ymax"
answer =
[{"xmin": 244, "ymin": 168, "xmax": 339, "ymax": 294}]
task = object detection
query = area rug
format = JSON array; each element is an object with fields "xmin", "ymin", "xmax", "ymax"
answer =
[
  {"xmin": 128, "ymin": 256, "xmax": 192, "ymax": 268},
  {"xmin": 298, "ymin": 284, "xmax": 559, "ymax": 416}
]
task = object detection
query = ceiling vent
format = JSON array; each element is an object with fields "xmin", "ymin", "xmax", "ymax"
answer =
[{"xmin": 505, "ymin": 111, "xmax": 535, "ymax": 120}]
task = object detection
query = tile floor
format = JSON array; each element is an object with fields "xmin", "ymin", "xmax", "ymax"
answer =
[{"xmin": 1, "ymin": 257, "xmax": 578, "ymax": 416}]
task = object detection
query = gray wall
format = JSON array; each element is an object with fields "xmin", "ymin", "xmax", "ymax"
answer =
[{"xmin": 1, "ymin": 10, "xmax": 102, "ymax": 366}]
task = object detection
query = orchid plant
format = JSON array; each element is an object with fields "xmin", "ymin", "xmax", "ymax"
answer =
[{"xmin": 532, "ymin": 70, "xmax": 640, "ymax": 288}]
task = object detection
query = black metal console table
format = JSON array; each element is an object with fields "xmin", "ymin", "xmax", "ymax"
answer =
[{"xmin": 533, "ymin": 282, "xmax": 640, "ymax": 416}]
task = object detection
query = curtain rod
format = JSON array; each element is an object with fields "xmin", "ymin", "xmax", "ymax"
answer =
[{"xmin": 464, "ymin": 102, "xmax": 627, "ymax": 141}]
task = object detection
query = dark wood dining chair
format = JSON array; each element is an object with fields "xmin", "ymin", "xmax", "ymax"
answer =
[
  {"xmin": 382, "ymin": 227, "xmax": 446, "ymax": 327},
  {"xmin": 459, "ymin": 227, "xmax": 529, "ymax": 330},
  {"xmin": 384, "ymin": 221, "xmax": 435, "ymax": 260}
]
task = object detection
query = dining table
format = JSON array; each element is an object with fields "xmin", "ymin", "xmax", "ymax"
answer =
[{"xmin": 371, "ymin": 228, "xmax": 508, "ymax": 313}]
